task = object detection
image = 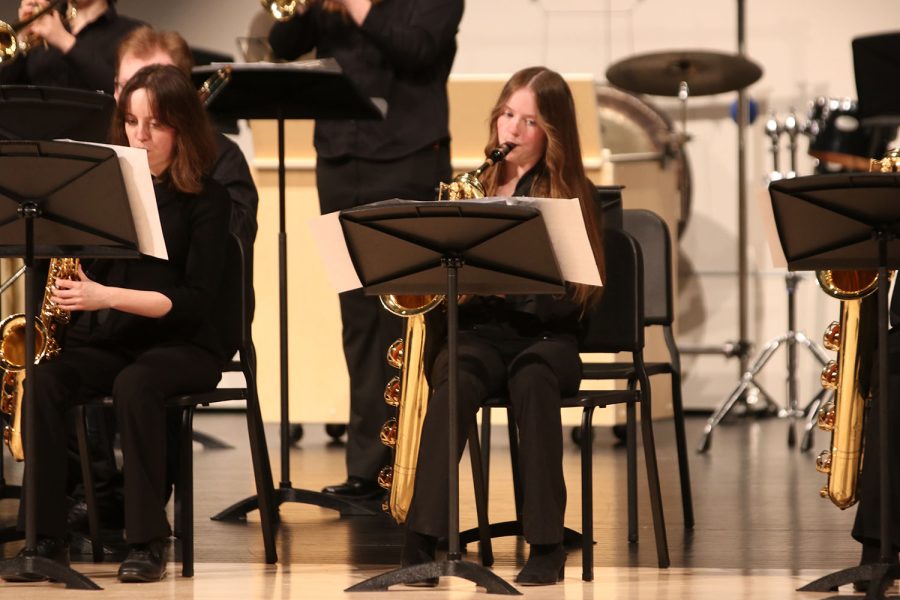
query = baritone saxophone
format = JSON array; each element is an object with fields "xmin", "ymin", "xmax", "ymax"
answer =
[
  {"xmin": 814, "ymin": 147, "xmax": 900, "ymax": 509},
  {"xmin": 376, "ymin": 143, "xmax": 514, "ymax": 523}
]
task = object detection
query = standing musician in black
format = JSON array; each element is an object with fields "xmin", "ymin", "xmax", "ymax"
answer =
[
  {"xmin": 402, "ymin": 66, "xmax": 605, "ymax": 586},
  {"xmin": 1, "ymin": 65, "xmax": 232, "ymax": 584},
  {"xmin": 0, "ymin": 0, "xmax": 143, "ymax": 94},
  {"xmin": 268, "ymin": 0, "xmax": 464, "ymax": 500}
]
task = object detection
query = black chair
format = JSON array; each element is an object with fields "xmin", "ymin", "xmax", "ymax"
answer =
[
  {"xmin": 75, "ymin": 233, "xmax": 278, "ymax": 576},
  {"xmin": 580, "ymin": 208, "xmax": 693, "ymax": 531},
  {"xmin": 464, "ymin": 227, "xmax": 668, "ymax": 580}
]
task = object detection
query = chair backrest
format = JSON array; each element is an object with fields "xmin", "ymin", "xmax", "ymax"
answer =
[
  {"xmin": 595, "ymin": 185, "xmax": 623, "ymax": 231},
  {"xmin": 580, "ymin": 227, "xmax": 645, "ymax": 353},
  {"xmin": 622, "ymin": 209, "xmax": 673, "ymax": 327},
  {"xmin": 211, "ymin": 232, "xmax": 252, "ymax": 364}
]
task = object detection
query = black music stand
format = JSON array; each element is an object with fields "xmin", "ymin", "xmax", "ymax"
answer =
[
  {"xmin": 0, "ymin": 86, "xmax": 115, "ymax": 142},
  {"xmin": 190, "ymin": 61, "xmax": 387, "ymax": 521},
  {"xmin": 340, "ymin": 200, "xmax": 565, "ymax": 594},
  {"xmin": 0, "ymin": 140, "xmax": 139, "ymax": 590},
  {"xmin": 0, "ymin": 86, "xmax": 115, "ymax": 542},
  {"xmin": 767, "ymin": 173, "xmax": 900, "ymax": 599}
]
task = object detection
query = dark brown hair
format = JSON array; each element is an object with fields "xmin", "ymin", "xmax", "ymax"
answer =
[
  {"xmin": 110, "ymin": 64, "xmax": 216, "ymax": 194},
  {"xmin": 480, "ymin": 66, "xmax": 605, "ymax": 311},
  {"xmin": 116, "ymin": 26, "xmax": 194, "ymax": 78}
]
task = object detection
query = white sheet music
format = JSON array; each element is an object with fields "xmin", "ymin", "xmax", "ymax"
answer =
[{"xmin": 57, "ymin": 140, "xmax": 167, "ymax": 260}]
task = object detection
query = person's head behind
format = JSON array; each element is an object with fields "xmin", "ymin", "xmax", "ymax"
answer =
[
  {"xmin": 483, "ymin": 66, "xmax": 604, "ymax": 310},
  {"xmin": 111, "ymin": 64, "xmax": 216, "ymax": 195},
  {"xmin": 115, "ymin": 26, "xmax": 193, "ymax": 100}
]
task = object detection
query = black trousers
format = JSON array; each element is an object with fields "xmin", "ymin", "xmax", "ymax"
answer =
[
  {"xmin": 852, "ymin": 328, "xmax": 900, "ymax": 551},
  {"xmin": 19, "ymin": 342, "xmax": 221, "ymax": 544},
  {"xmin": 316, "ymin": 144, "xmax": 451, "ymax": 481},
  {"xmin": 405, "ymin": 330, "xmax": 581, "ymax": 545}
]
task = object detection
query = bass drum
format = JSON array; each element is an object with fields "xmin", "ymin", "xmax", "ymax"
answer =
[{"xmin": 595, "ymin": 84, "xmax": 692, "ymax": 237}]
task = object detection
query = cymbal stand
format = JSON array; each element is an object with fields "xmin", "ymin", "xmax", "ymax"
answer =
[{"xmin": 698, "ymin": 113, "xmax": 831, "ymax": 453}]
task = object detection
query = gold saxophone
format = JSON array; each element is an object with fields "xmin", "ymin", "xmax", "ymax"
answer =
[
  {"xmin": 376, "ymin": 143, "xmax": 514, "ymax": 523},
  {"xmin": 814, "ymin": 147, "xmax": 900, "ymax": 509},
  {"xmin": 0, "ymin": 257, "xmax": 79, "ymax": 461}
]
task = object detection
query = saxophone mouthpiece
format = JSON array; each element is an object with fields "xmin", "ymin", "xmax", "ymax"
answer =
[{"xmin": 488, "ymin": 143, "xmax": 515, "ymax": 164}]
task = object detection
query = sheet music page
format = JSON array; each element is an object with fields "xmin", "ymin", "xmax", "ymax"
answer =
[
  {"xmin": 480, "ymin": 196, "xmax": 603, "ymax": 287},
  {"xmin": 56, "ymin": 140, "xmax": 167, "ymax": 260},
  {"xmin": 309, "ymin": 210, "xmax": 362, "ymax": 293}
]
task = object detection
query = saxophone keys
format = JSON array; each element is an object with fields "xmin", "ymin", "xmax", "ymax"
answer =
[
  {"xmin": 380, "ymin": 418, "xmax": 398, "ymax": 448},
  {"xmin": 822, "ymin": 321, "xmax": 841, "ymax": 351},
  {"xmin": 384, "ymin": 376, "xmax": 401, "ymax": 407},
  {"xmin": 377, "ymin": 465, "xmax": 393, "ymax": 490},
  {"xmin": 815, "ymin": 450, "xmax": 833, "ymax": 474},
  {"xmin": 816, "ymin": 399, "xmax": 836, "ymax": 432},
  {"xmin": 820, "ymin": 361, "xmax": 839, "ymax": 390},
  {"xmin": 386, "ymin": 339, "xmax": 405, "ymax": 369}
]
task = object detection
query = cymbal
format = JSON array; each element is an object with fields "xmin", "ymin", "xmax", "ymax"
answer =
[{"xmin": 606, "ymin": 50, "xmax": 763, "ymax": 97}]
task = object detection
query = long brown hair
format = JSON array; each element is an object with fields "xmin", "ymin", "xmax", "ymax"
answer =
[
  {"xmin": 110, "ymin": 64, "xmax": 216, "ymax": 194},
  {"xmin": 480, "ymin": 66, "xmax": 605, "ymax": 311}
]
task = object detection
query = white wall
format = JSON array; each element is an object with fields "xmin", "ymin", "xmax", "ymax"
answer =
[{"xmin": 5, "ymin": 0, "xmax": 897, "ymax": 411}]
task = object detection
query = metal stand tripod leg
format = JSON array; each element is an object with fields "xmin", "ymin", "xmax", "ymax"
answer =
[{"xmin": 698, "ymin": 273, "xmax": 828, "ymax": 453}]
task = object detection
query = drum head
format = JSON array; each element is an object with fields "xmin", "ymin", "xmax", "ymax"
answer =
[{"xmin": 596, "ymin": 84, "xmax": 692, "ymax": 236}]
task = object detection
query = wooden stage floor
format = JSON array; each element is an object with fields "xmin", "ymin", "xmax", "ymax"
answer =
[{"xmin": 0, "ymin": 411, "xmax": 874, "ymax": 598}]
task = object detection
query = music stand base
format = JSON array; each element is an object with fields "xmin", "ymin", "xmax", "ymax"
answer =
[
  {"xmin": 345, "ymin": 559, "xmax": 521, "ymax": 594},
  {"xmin": 211, "ymin": 485, "xmax": 380, "ymax": 522},
  {"xmin": 799, "ymin": 562, "xmax": 900, "ymax": 599},
  {"xmin": 0, "ymin": 556, "xmax": 102, "ymax": 590}
]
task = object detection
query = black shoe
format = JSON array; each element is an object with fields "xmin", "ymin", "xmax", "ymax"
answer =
[
  {"xmin": 117, "ymin": 539, "xmax": 168, "ymax": 583},
  {"xmin": 321, "ymin": 477, "xmax": 383, "ymax": 499},
  {"xmin": 515, "ymin": 543, "xmax": 566, "ymax": 586},
  {"xmin": 400, "ymin": 529, "xmax": 438, "ymax": 587},
  {"xmin": 2, "ymin": 536, "xmax": 70, "ymax": 582}
]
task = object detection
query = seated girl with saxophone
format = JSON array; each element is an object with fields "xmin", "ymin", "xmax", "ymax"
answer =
[
  {"xmin": 2, "ymin": 64, "xmax": 232, "ymax": 584},
  {"xmin": 401, "ymin": 66, "xmax": 605, "ymax": 586}
]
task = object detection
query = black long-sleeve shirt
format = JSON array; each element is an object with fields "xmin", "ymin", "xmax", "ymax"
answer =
[
  {"xmin": 82, "ymin": 176, "xmax": 232, "ymax": 362},
  {"xmin": 268, "ymin": 0, "xmax": 463, "ymax": 160},
  {"xmin": 0, "ymin": 6, "xmax": 144, "ymax": 94}
]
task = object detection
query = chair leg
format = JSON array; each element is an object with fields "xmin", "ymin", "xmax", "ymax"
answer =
[
  {"xmin": 466, "ymin": 421, "xmax": 494, "ymax": 567},
  {"xmin": 580, "ymin": 406, "xmax": 595, "ymax": 582},
  {"xmin": 480, "ymin": 406, "xmax": 491, "ymax": 501},
  {"xmin": 638, "ymin": 380, "xmax": 670, "ymax": 568},
  {"xmin": 242, "ymin": 345, "xmax": 278, "ymax": 565},
  {"xmin": 180, "ymin": 407, "xmax": 195, "ymax": 577},
  {"xmin": 670, "ymin": 370, "xmax": 694, "ymax": 529},
  {"xmin": 506, "ymin": 410, "xmax": 523, "ymax": 522},
  {"xmin": 626, "ymin": 398, "xmax": 638, "ymax": 544},
  {"xmin": 74, "ymin": 405, "xmax": 103, "ymax": 563}
]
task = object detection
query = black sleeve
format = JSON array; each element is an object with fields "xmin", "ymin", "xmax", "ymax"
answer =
[
  {"xmin": 269, "ymin": 8, "xmax": 319, "ymax": 60},
  {"xmin": 212, "ymin": 133, "xmax": 259, "ymax": 248},
  {"xmin": 360, "ymin": 0, "xmax": 463, "ymax": 74},
  {"xmin": 158, "ymin": 182, "xmax": 232, "ymax": 325}
]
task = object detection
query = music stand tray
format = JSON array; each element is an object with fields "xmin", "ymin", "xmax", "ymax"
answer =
[
  {"xmin": 339, "ymin": 200, "xmax": 564, "ymax": 594},
  {"xmin": 191, "ymin": 60, "xmax": 387, "ymax": 522},
  {"xmin": 769, "ymin": 173, "xmax": 900, "ymax": 599},
  {"xmin": 0, "ymin": 140, "xmax": 139, "ymax": 590}
]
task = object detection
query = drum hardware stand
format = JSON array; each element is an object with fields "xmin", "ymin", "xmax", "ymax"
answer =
[{"xmin": 697, "ymin": 115, "xmax": 830, "ymax": 453}]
